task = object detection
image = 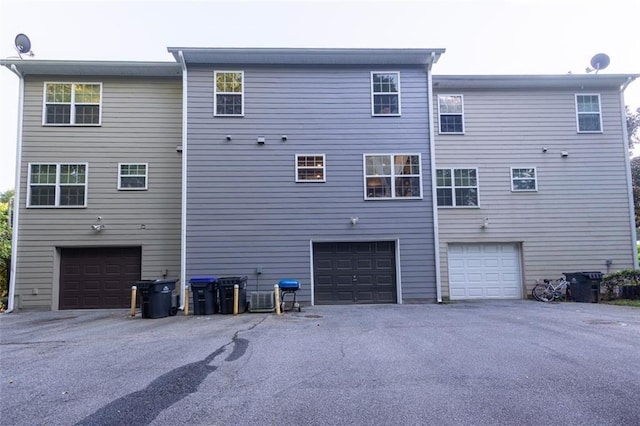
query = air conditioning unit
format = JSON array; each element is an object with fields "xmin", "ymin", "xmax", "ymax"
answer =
[{"xmin": 248, "ymin": 291, "xmax": 275, "ymax": 313}]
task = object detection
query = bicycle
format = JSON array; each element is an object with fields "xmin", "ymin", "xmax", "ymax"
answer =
[{"xmin": 532, "ymin": 276, "xmax": 571, "ymax": 302}]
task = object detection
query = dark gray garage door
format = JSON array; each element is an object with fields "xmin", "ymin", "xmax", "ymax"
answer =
[
  {"xmin": 313, "ymin": 241, "xmax": 396, "ymax": 305},
  {"xmin": 59, "ymin": 247, "xmax": 141, "ymax": 309}
]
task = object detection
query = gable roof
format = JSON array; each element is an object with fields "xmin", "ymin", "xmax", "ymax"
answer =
[
  {"xmin": 0, "ymin": 59, "xmax": 182, "ymax": 77},
  {"xmin": 167, "ymin": 47, "xmax": 445, "ymax": 67}
]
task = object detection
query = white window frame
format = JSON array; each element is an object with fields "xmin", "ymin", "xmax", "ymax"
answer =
[
  {"xmin": 295, "ymin": 154, "xmax": 326, "ymax": 183},
  {"xmin": 118, "ymin": 163, "xmax": 149, "ymax": 190},
  {"xmin": 42, "ymin": 82, "xmax": 102, "ymax": 126},
  {"xmin": 27, "ymin": 163, "xmax": 88, "ymax": 208},
  {"xmin": 363, "ymin": 153, "xmax": 422, "ymax": 200},
  {"xmin": 371, "ymin": 71, "xmax": 401, "ymax": 116},
  {"xmin": 438, "ymin": 94, "xmax": 465, "ymax": 134},
  {"xmin": 575, "ymin": 93, "xmax": 603, "ymax": 133},
  {"xmin": 511, "ymin": 167, "xmax": 538, "ymax": 192},
  {"xmin": 436, "ymin": 167, "xmax": 480, "ymax": 208},
  {"xmin": 214, "ymin": 71, "xmax": 245, "ymax": 116}
]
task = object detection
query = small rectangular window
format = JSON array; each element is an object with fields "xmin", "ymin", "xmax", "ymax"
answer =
[
  {"xmin": 511, "ymin": 167, "xmax": 537, "ymax": 192},
  {"xmin": 364, "ymin": 154, "xmax": 421, "ymax": 199},
  {"xmin": 295, "ymin": 155, "xmax": 325, "ymax": 182},
  {"xmin": 214, "ymin": 71, "xmax": 244, "ymax": 116},
  {"xmin": 118, "ymin": 163, "xmax": 148, "ymax": 190},
  {"xmin": 371, "ymin": 72, "xmax": 400, "ymax": 116},
  {"xmin": 436, "ymin": 168, "xmax": 478, "ymax": 207},
  {"xmin": 43, "ymin": 83, "xmax": 101, "ymax": 125},
  {"xmin": 438, "ymin": 94, "xmax": 464, "ymax": 134},
  {"xmin": 576, "ymin": 94, "xmax": 602, "ymax": 133},
  {"xmin": 28, "ymin": 163, "xmax": 87, "ymax": 207}
]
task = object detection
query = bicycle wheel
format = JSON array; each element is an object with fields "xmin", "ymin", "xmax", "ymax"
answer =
[{"xmin": 532, "ymin": 284, "xmax": 554, "ymax": 302}]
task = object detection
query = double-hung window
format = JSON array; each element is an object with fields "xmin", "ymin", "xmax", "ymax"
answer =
[
  {"xmin": 118, "ymin": 163, "xmax": 148, "ymax": 190},
  {"xmin": 28, "ymin": 163, "xmax": 87, "ymax": 207},
  {"xmin": 43, "ymin": 83, "xmax": 101, "ymax": 125},
  {"xmin": 511, "ymin": 167, "xmax": 537, "ymax": 192},
  {"xmin": 371, "ymin": 72, "xmax": 400, "ymax": 116},
  {"xmin": 436, "ymin": 168, "xmax": 478, "ymax": 207},
  {"xmin": 364, "ymin": 154, "xmax": 421, "ymax": 199},
  {"xmin": 438, "ymin": 94, "xmax": 464, "ymax": 133},
  {"xmin": 575, "ymin": 94, "xmax": 602, "ymax": 132},
  {"xmin": 295, "ymin": 155, "xmax": 326, "ymax": 182},
  {"xmin": 214, "ymin": 71, "xmax": 244, "ymax": 116}
]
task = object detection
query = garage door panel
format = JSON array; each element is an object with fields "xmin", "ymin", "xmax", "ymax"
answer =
[
  {"xmin": 60, "ymin": 247, "xmax": 141, "ymax": 309},
  {"xmin": 448, "ymin": 243, "xmax": 521, "ymax": 300},
  {"xmin": 313, "ymin": 241, "xmax": 396, "ymax": 305}
]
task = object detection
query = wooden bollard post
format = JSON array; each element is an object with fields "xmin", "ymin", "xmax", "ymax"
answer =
[
  {"xmin": 274, "ymin": 285, "xmax": 281, "ymax": 315},
  {"xmin": 233, "ymin": 284, "xmax": 239, "ymax": 315},
  {"xmin": 130, "ymin": 286, "xmax": 137, "ymax": 317},
  {"xmin": 184, "ymin": 286, "xmax": 190, "ymax": 316}
]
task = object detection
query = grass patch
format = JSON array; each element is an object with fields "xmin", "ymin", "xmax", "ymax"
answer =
[{"xmin": 605, "ymin": 299, "xmax": 640, "ymax": 307}]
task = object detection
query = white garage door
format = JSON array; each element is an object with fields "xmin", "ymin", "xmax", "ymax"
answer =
[{"xmin": 448, "ymin": 243, "xmax": 522, "ymax": 300}]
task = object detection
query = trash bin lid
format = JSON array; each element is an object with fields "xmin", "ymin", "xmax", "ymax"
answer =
[
  {"xmin": 189, "ymin": 276, "xmax": 217, "ymax": 284},
  {"xmin": 279, "ymin": 279, "xmax": 300, "ymax": 289}
]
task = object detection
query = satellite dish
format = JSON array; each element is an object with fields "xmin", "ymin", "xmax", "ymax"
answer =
[
  {"xmin": 588, "ymin": 53, "xmax": 610, "ymax": 73},
  {"xmin": 14, "ymin": 33, "xmax": 33, "ymax": 58}
]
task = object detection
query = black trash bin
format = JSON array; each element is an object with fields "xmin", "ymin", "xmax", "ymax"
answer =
[
  {"xmin": 563, "ymin": 272, "xmax": 602, "ymax": 303},
  {"xmin": 218, "ymin": 276, "xmax": 247, "ymax": 314},
  {"xmin": 189, "ymin": 276, "xmax": 218, "ymax": 315},
  {"xmin": 137, "ymin": 279, "xmax": 178, "ymax": 318}
]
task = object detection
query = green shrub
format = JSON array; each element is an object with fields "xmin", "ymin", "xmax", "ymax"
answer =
[{"xmin": 602, "ymin": 269, "xmax": 640, "ymax": 300}]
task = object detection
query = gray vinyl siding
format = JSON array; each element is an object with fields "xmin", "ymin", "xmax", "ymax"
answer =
[
  {"xmin": 186, "ymin": 66, "xmax": 436, "ymax": 302},
  {"xmin": 434, "ymin": 87, "xmax": 634, "ymax": 299},
  {"xmin": 14, "ymin": 76, "xmax": 182, "ymax": 309}
]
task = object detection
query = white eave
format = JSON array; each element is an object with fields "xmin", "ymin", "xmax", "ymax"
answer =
[
  {"xmin": 167, "ymin": 47, "xmax": 446, "ymax": 67},
  {"xmin": 0, "ymin": 59, "xmax": 182, "ymax": 77},
  {"xmin": 433, "ymin": 74, "xmax": 639, "ymax": 90}
]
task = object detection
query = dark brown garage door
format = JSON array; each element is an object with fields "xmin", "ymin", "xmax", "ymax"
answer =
[
  {"xmin": 60, "ymin": 247, "xmax": 141, "ymax": 309},
  {"xmin": 313, "ymin": 241, "xmax": 396, "ymax": 305}
]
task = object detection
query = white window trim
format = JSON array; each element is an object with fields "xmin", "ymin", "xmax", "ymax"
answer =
[
  {"xmin": 575, "ymin": 93, "xmax": 603, "ymax": 133},
  {"xmin": 370, "ymin": 71, "xmax": 401, "ymax": 117},
  {"xmin": 295, "ymin": 154, "xmax": 326, "ymax": 183},
  {"xmin": 510, "ymin": 167, "xmax": 538, "ymax": 192},
  {"xmin": 214, "ymin": 71, "xmax": 245, "ymax": 117},
  {"xmin": 118, "ymin": 163, "xmax": 149, "ymax": 190},
  {"xmin": 437, "ymin": 94, "xmax": 465, "ymax": 134},
  {"xmin": 27, "ymin": 162, "xmax": 89, "ymax": 208},
  {"xmin": 363, "ymin": 153, "xmax": 423, "ymax": 200},
  {"xmin": 436, "ymin": 167, "xmax": 480, "ymax": 208},
  {"xmin": 42, "ymin": 82, "xmax": 102, "ymax": 126}
]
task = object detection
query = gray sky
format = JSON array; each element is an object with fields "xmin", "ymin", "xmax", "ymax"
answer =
[{"xmin": 1, "ymin": 0, "xmax": 639, "ymax": 191}]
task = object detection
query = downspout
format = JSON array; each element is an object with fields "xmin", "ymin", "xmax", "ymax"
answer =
[
  {"xmin": 427, "ymin": 53, "xmax": 443, "ymax": 303},
  {"xmin": 5, "ymin": 64, "xmax": 25, "ymax": 313},
  {"xmin": 620, "ymin": 76, "xmax": 638, "ymax": 270},
  {"xmin": 177, "ymin": 51, "xmax": 188, "ymax": 308}
]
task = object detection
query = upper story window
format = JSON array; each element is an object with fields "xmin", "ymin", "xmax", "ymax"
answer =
[
  {"xmin": 371, "ymin": 72, "xmax": 400, "ymax": 116},
  {"xmin": 118, "ymin": 163, "xmax": 148, "ymax": 190},
  {"xmin": 511, "ymin": 167, "xmax": 537, "ymax": 192},
  {"xmin": 296, "ymin": 154, "xmax": 326, "ymax": 182},
  {"xmin": 436, "ymin": 168, "xmax": 478, "ymax": 207},
  {"xmin": 43, "ymin": 83, "xmax": 102, "ymax": 125},
  {"xmin": 575, "ymin": 94, "xmax": 602, "ymax": 133},
  {"xmin": 214, "ymin": 71, "xmax": 244, "ymax": 116},
  {"xmin": 438, "ymin": 94, "xmax": 464, "ymax": 134},
  {"xmin": 364, "ymin": 154, "xmax": 421, "ymax": 199},
  {"xmin": 28, "ymin": 163, "xmax": 87, "ymax": 207}
]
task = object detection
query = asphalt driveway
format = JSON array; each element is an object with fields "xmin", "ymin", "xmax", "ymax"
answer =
[{"xmin": 1, "ymin": 300, "xmax": 639, "ymax": 425}]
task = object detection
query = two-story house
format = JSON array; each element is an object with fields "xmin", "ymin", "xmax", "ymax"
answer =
[
  {"xmin": 1, "ymin": 60, "xmax": 183, "ymax": 310},
  {"xmin": 168, "ymin": 48, "xmax": 445, "ymax": 305},
  {"xmin": 433, "ymin": 75, "xmax": 638, "ymax": 300}
]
